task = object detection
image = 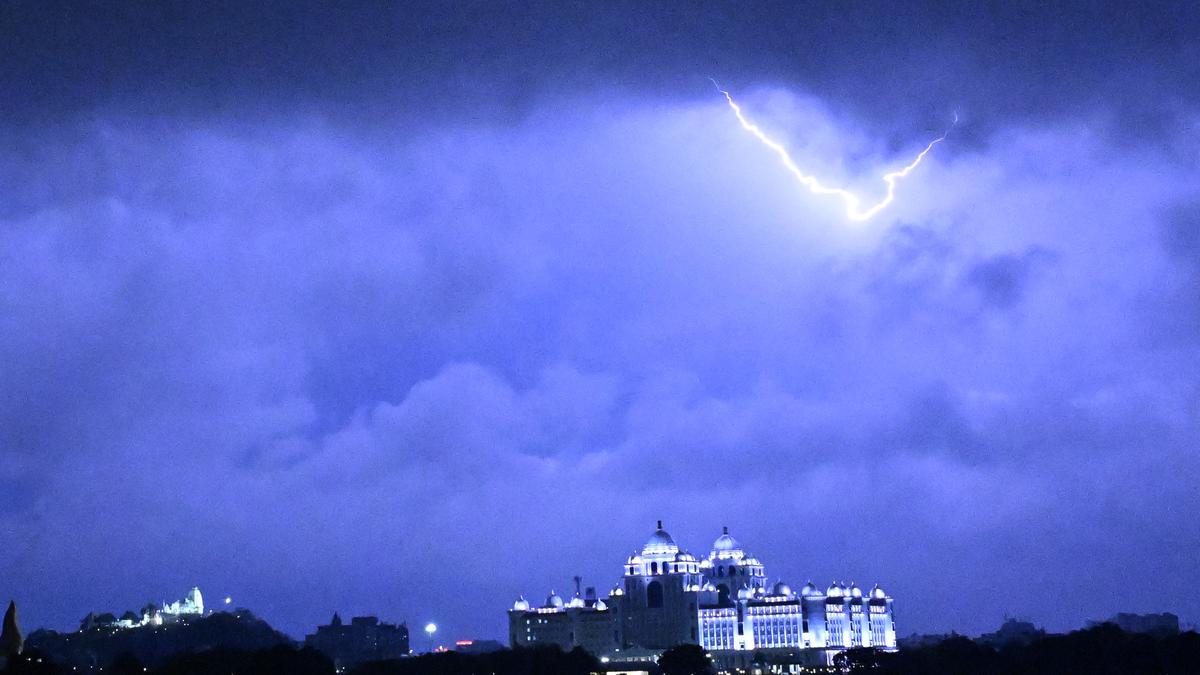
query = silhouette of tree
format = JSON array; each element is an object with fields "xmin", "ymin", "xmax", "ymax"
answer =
[
  {"xmin": 1163, "ymin": 630, "xmax": 1200, "ymax": 673},
  {"xmin": 2, "ymin": 648, "xmax": 66, "ymax": 675},
  {"xmin": 846, "ymin": 625, "xmax": 1200, "ymax": 675},
  {"xmin": 24, "ymin": 610, "xmax": 292, "ymax": 669},
  {"xmin": 658, "ymin": 644, "xmax": 714, "ymax": 675},
  {"xmin": 836, "ymin": 646, "xmax": 883, "ymax": 671},
  {"xmin": 1, "ymin": 601, "xmax": 21, "ymax": 657},
  {"xmin": 344, "ymin": 644, "xmax": 597, "ymax": 675},
  {"xmin": 154, "ymin": 645, "xmax": 333, "ymax": 675},
  {"xmin": 109, "ymin": 652, "xmax": 145, "ymax": 675}
]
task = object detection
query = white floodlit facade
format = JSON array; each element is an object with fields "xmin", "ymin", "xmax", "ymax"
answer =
[
  {"xmin": 101, "ymin": 587, "xmax": 206, "ymax": 630},
  {"xmin": 508, "ymin": 524, "xmax": 896, "ymax": 668}
]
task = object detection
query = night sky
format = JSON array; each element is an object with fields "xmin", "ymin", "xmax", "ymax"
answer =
[{"xmin": 2, "ymin": 1, "xmax": 1199, "ymax": 642}]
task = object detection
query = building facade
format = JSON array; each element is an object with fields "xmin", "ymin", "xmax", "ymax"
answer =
[
  {"xmin": 508, "ymin": 523, "xmax": 896, "ymax": 668},
  {"xmin": 304, "ymin": 613, "xmax": 410, "ymax": 668},
  {"xmin": 80, "ymin": 586, "xmax": 206, "ymax": 631}
]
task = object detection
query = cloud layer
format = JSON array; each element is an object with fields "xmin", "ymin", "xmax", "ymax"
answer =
[{"xmin": 2, "ymin": 81, "xmax": 1198, "ymax": 640}]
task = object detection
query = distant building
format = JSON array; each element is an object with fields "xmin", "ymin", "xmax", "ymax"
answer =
[
  {"xmin": 508, "ymin": 522, "xmax": 897, "ymax": 669},
  {"xmin": 977, "ymin": 619, "xmax": 1046, "ymax": 648},
  {"xmin": 81, "ymin": 587, "xmax": 206, "ymax": 631},
  {"xmin": 304, "ymin": 613, "xmax": 410, "ymax": 668},
  {"xmin": 1090, "ymin": 613, "xmax": 1180, "ymax": 637},
  {"xmin": 161, "ymin": 586, "xmax": 204, "ymax": 618},
  {"xmin": 897, "ymin": 632, "xmax": 955, "ymax": 649},
  {"xmin": 453, "ymin": 638, "xmax": 505, "ymax": 654},
  {"xmin": 597, "ymin": 661, "xmax": 661, "ymax": 675}
]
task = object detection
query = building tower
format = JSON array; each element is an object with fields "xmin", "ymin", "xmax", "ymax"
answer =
[
  {"xmin": 620, "ymin": 521, "xmax": 703, "ymax": 648},
  {"xmin": 700, "ymin": 527, "xmax": 766, "ymax": 606}
]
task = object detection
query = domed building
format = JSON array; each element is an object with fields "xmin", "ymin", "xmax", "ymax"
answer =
[{"xmin": 506, "ymin": 523, "xmax": 896, "ymax": 669}]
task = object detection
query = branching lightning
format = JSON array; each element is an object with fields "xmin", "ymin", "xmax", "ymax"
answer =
[{"xmin": 712, "ymin": 79, "xmax": 957, "ymax": 222}]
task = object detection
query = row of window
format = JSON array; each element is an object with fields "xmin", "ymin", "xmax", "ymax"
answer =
[
  {"xmin": 627, "ymin": 562, "xmax": 701, "ymax": 575},
  {"xmin": 712, "ymin": 565, "xmax": 761, "ymax": 578}
]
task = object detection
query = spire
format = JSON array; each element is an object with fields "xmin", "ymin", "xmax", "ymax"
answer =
[
  {"xmin": 2, "ymin": 600, "xmax": 22, "ymax": 657},
  {"xmin": 656, "ymin": 520, "xmax": 663, "ymax": 530},
  {"xmin": 331, "ymin": 612, "xmax": 343, "ymax": 627}
]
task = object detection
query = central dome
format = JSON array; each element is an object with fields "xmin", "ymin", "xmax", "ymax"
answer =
[
  {"xmin": 641, "ymin": 520, "xmax": 679, "ymax": 556},
  {"xmin": 712, "ymin": 526, "xmax": 741, "ymax": 552},
  {"xmin": 709, "ymin": 526, "xmax": 747, "ymax": 561}
]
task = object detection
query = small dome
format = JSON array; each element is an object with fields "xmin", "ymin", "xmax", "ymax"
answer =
[
  {"xmin": 737, "ymin": 586, "xmax": 755, "ymax": 600},
  {"xmin": 513, "ymin": 596, "xmax": 530, "ymax": 611},
  {"xmin": 827, "ymin": 582, "xmax": 844, "ymax": 598},
  {"xmin": 849, "ymin": 583, "xmax": 863, "ymax": 598},
  {"xmin": 702, "ymin": 582, "xmax": 717, "ymax": 592},
  {"xmin": 712, "ymin": 526, "xmax": 741, "ymax": 551},
  {"xmin": 871, "ymin": 585, "xmax": 887, "ymax": 600},
  {"xmin": 801, "ymin": 582, "xmax": 820, "ymax": 596},
  {"xmin": 642, "ymin": 521, "xmax": 679, "ymax": 556},
  {"xmin": 567, "ymin": 595, "xmax": 585, "ymax": 608},
  {"xmin": 545, "ymin": 591, "xmax": 564, "ymax": 608},
  {"xmin": 772, "ymin": 581, "xmax": 792, "ymax": 596},
  {"xmin": 610, "ymin": 585, "xmax": 625, "ymax": 597},
  {"xmin": 595, "ymin": 599, "xmax": 608, "ymax": 611}
]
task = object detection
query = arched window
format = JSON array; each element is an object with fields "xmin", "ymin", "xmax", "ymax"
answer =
[
  {"xmin": 647, "ymin": 581, "xmax": 664, "ymax": 608},
  {"xmin": 651, "ymin": 562, "xmax": 658, "ymax": 575}
]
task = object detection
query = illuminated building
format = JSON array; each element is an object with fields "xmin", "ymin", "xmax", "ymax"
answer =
[
  {"xmin": 507, "ymin": 523, "xmax": 896, "ymax": 668},
  {"xmin": 82, "ymin": 586, "xmax": 206, "ymax": 631},
  {"xmin": 160, "ymin": 586, "xmax": 204, "ymax": 619}
]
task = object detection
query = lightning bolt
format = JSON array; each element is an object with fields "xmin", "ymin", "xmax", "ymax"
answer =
[{"xmin": 712, "ymin": 79, "xmax": 957, "ymax": 222}]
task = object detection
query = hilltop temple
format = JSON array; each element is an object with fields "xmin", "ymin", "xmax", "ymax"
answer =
[
  {"xmin": 507, "ymin": 523, "xmax": 896, "ymax": 669},
  {"xmin": 81, "ymin": 586, "xmax": 206, "ymax": 631}
]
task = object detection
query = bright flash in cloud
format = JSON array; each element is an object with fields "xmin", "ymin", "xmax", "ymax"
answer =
[{"xmin": 713, "ymin": 79, "xmax": 956, "ymax": 222}]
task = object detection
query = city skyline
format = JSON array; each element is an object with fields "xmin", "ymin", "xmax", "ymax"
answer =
[{"xmin": 2, "ymin": 0, "xmax": 1199, "ymax": 648}]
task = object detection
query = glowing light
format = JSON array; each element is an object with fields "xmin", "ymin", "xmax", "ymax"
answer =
[
  {"xmin": 712, "ymin": 79, "xmax": 956, "ymax": 222},
  {"xmin": 424, "ymin": 622, "xmax": 437, "ymax": 635}
]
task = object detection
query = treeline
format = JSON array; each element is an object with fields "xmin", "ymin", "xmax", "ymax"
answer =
[
  {"xmin": 3, "ymin": 645, "xmax": 332, "ymax": 675},
  {"xmin": 2, "ymin": 644, "xmax": 596, "ymax": 675},
  {"xmin": 838, "ymin": 624, "xmax": 1200, "ymax": 674},
  {"xmin": 9, "ymin": 624, "xmax": 1200, "ymax": 675},
  {"xmin": 347, "ymin": 645, "xmax": 598, "ymax": 675},
  {"xmin": 21, "ymin": 611, "xmax": 292, "ymax": 669}
]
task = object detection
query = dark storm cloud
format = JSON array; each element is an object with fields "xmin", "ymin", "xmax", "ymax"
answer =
[
  {"xmin": 965, "ymin": 248, "xmax": 1055, "ymax": 310},
  {"xmin": 1, "ymin": 0, "xmax": 1199, "ymax": 646},
  {"xmin": 3, "ymin": 1, "xmax": 1199, "ymax": 135},
  {"xmin": 1163, "ymin": 201, "xmax": 1200, "ymax": 266}
]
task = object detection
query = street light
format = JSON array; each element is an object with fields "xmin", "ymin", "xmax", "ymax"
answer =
[{"xmin": 424, "ymin": 622, "xmax": 437, "ymax": 653}]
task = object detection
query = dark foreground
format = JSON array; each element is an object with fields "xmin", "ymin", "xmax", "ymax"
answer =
[{"xmin": 5, "ymin": 624, "xmax": 1200, "ymax": 674}]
